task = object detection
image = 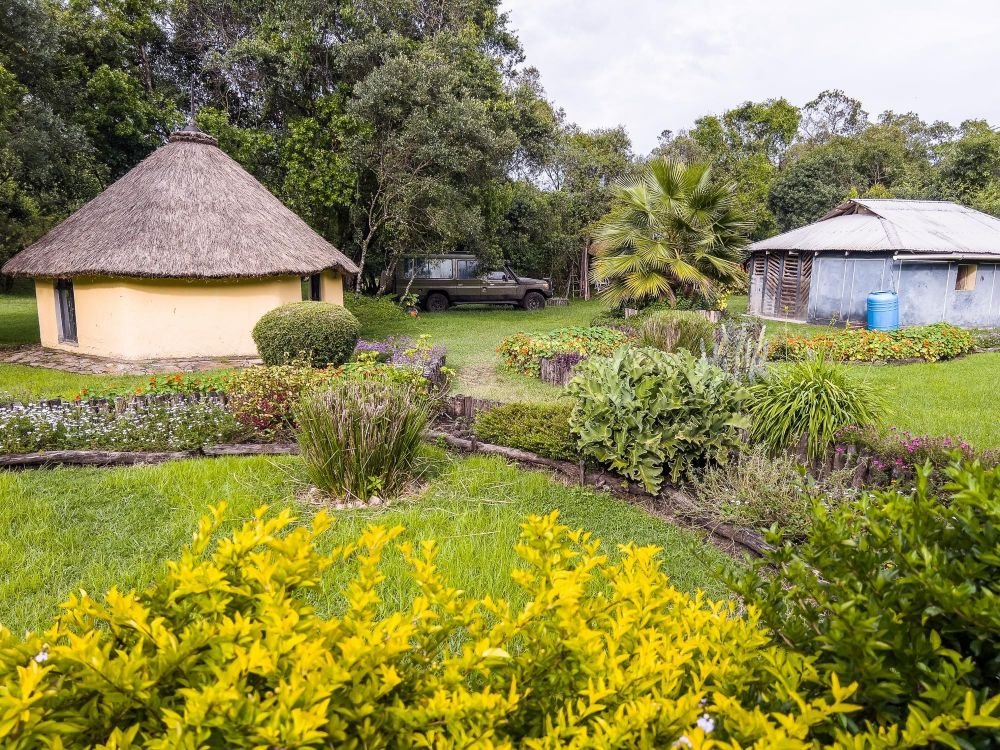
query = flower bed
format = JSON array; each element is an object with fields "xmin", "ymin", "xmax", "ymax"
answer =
[
  {"xmin": 0, "ymin": 396, "xmax": 245, "ymax": 453},
  {"xmin": 497, "ymin": 326, "xmax": 633, "ymax": 377},
  {"xmin": 771, "ymin": 323, "xmax": 974, "ymax": 363},
  {"xmin": 834, "ymin": 424, "xmax": 999, "ymax": 485}
]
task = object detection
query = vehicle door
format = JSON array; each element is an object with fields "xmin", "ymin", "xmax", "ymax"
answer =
[
  {"xmin": 453, "ymin": 259, "xmax": 484, "ymax": 302},
  {"xmin": 481, "ymin": 269, "xmax": 519, "ymax": 302}
]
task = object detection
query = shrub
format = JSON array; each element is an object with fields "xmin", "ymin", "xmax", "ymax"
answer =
[
  {"xmin": 0, "ymin": 398, "xmax": 244, "ymax": 453},
  {"xmin": 224, "ymin": 364, "xmax": 337, "ymax": 438},
  {"xmin": 354, "ymin": 334, "xmax": 445, "ymax": 368},
  {"xmin": 344, "ymin": 291, "xmax": 409, "ymax": 339},
  {"xmin": 497, "ymin": 326, "xmax": 633, "ymax": 376},
  {"xmin": 638, "ymin": 310, "xmax": 716, "ymax": 354},
  {"xmin": 473, "ymin": 401, "xmax": 578, "ymax": 460},
  {"xmin": 834, "ymin": 424, "xmax": 1000, "ymax": 486},
  {"xmin": 225, "ymin": 358, "xmax": 434, "ymax": 439},
  {"xmin": 727, "ymin": 460, "xmax": 1000, "ymax": 742},
  {"xmin": 566, "ymin": 347, "xmax": 748, "ymax": 492},
  {"xmin": 294, "ymin": 379, "xmax": 431, "ymax": 500},
  {"xmin": 748, "ymin": 355, "xmax": 887, "ymax": 461},
  {"xmin": 252, "ymin": 302, "xmax": 361, "ymax": 367},
  {"xmin": 692, "ymin": 446, "xmax": 858, "ymax": 538},
  {"xmin": 771, "ymin": 322, "xmax": 974, "ymax": 363},
  {"xmin": 72, "ymin": 372, "xmax": 227, "ymax": 401},
  {"xmin": 706, "ymin": 317, "xmax": 770, "ymax": 383},
  {"xmin": 6, "ymin": 508, "xmax": 995, "ymax": 747}
]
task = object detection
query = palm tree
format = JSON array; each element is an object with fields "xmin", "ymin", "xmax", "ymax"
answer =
[{"xmin": 590, "ymin": 158, "xmax": 750, "ymax": 307}]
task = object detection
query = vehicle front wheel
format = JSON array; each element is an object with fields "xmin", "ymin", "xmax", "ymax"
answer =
[
  {"xmin": 425, "ymin": 292, "xmax": 450, "ymax": 312},
  {"xmin": 522, "ymin": 291, "xmax": 546, "ymax": 311}
]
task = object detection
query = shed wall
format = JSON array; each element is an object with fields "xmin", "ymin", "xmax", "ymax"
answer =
[
  {"xmin": 35, "ymin": 272, "xmax": 346, "ymax": 360},
  {"xmin": 803, "ymin": 256, "xmax": 1000, "ymax": 327}
]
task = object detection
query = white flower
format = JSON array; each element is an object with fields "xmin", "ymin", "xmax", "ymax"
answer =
[
  {"xmin": 33, "ymin": 648, "xmax": 49, "ymax": 664},
  {"xmin": 697, "ymin": 714, "xmax": 715, "ymax": 734},
  {"xmin": 673, "ymin": 735, "xmax": 691, "ymax": 748}
]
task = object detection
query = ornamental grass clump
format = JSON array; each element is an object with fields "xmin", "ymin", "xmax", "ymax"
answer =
[
  {"xmin": 638, "ymin": 310, "xmax": 716, "ymax": 355},
  {"xmin": 294, "ymin": 379, "xmax": 431, "ymax": 501},
  {"xmin": 748, "ymin": 355, "xmax": 887, "ymax": 461}
]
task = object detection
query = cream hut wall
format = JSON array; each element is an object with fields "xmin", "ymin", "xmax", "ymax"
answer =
[{"xmin": 2, "ymin": 125, "xmax": 357, "ymax": 361}]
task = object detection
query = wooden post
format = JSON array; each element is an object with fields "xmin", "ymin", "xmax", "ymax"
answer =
[{"xmin": 581, "ymin": 242, "xmax": 591, "ymax": 300}]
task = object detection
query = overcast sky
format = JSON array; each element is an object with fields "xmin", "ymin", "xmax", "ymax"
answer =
[{"xmin": 503, "ymin": 0, "xmax": 1000, "ymax": 154}]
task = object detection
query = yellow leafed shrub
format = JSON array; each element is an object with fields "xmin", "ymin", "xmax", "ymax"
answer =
[{"xmin": 1, "ymin": 508, "xmax": 997, "ymax": 748}]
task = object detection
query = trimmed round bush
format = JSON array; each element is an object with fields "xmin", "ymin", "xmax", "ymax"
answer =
[{"xmin": 252, "ymin": 302, "xmax": 361, "ymax": 367}]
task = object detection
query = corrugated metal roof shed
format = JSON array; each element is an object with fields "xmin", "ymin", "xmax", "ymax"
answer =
[{"xmin": 749, "ymin": 199, "xmax": 1000, "ymax": 256}]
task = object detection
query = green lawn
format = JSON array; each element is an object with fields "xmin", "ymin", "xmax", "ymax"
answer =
[
  {"xmin": 0, "ymin": 289, "xmax": 40, "ymax": 348},
  {"xmin": 0, "ymin": 452, "xmax": 732, "ymax": 635},
  {"xmin": 850, "ymin": 354, "xmax": 1000, "ymax": 449}
]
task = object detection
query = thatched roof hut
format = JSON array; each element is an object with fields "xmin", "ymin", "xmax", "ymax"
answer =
[
  {"xmin": 3, "ymin": 126, "xmax": 360, "ymax": 362},
  {"xmin": 2, "ymin": 126, "xmax": 358, "ymax": 278}
]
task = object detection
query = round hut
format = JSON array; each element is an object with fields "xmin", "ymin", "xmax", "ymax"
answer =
[{"xmin": 1, "ymin": 125, "xmax": 359, "ymax": 361}]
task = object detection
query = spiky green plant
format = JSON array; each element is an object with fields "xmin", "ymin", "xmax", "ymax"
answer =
[
  {"xmin": 748, "ymin": 355, "xmax": 887, "ymax": 460},
  {"xmin": 590, "ymin": 158, "xmax": 750, "ymax": 307},
  {"xmin": 294, "ymin": 379, "xmax": 432, "ymax": 500}
]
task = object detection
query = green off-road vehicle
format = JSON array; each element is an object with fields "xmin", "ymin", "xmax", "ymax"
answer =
[{"xmin": 393, "ymin": 254, "xmax": 553, "ymax": 312}]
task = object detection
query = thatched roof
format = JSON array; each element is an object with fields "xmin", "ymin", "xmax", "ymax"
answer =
[
  {"xmin": 749, "ymin": 199, "xmax": 1000, "ymax": 257},
  {"xmin": 2, "ymin": 126, "xmax": 359, "ymax": 279}
]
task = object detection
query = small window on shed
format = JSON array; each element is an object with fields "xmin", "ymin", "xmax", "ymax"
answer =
[{"xmin": 956, "ymin": 264, "xmax": 977, "ymax": 291}]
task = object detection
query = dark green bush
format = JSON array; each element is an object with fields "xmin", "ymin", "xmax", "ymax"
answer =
[
  {"xmin": 748, "ymin": 355, "xmax": 886, "ymax": 460},
  {"xmin": 473, "ymin": 401, "xmax": 578, "ymax": 460},
  {"xmin": 727, "ymin": 460, "xmax": 1000, "ymax": 742},
  {"xmin": 566, "ymin": 347, "xmax": 748, "ymax": 492},
  {"xmin": 638, "ymin": 310, "xmax": 716, "ymax": 354},
  {"xmin": 252, "ymin": 302, "xmax": 361, "ymax": 367},
  {"xmin": 344, "ymin": 292, "xmax": 410, "ymax": 339}
]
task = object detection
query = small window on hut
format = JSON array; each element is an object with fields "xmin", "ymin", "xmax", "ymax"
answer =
[
  {"xmin": 301, "ymin": 274, "xmax": 322, "ymax": 301},
  {"xmin": 956, "ymin": 264, "xmax": 977, "ymax": 291},
  {"xmin": 54, "ymin": 279, "xmax": 78, "ymax": 344}
]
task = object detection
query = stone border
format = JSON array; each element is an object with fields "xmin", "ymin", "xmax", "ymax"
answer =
[{"xmin": 0, "ymin": 443, "xmax": 298, "ymax": 469}]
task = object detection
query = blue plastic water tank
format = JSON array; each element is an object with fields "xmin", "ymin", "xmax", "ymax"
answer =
[{"xmin": 867, "ymin": 291, "xmax": 899, "ymax": 331}]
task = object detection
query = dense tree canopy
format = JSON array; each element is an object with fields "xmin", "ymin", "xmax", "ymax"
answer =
[
  {"xmin": 0, "ymin": 0, "xmax": 625, "ymax": 291},
  {"xmin": 1, "ymin": 4, "xmax": 997, "ymax": 297}
]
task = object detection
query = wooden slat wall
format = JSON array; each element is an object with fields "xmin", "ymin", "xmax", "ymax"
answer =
[
  {"xmin": 763, "ymin": 255, "xmax": 781, "ymax": 316},
  {"xmin": 797, "ymin": 255, "xmax": 813, "ymax": 318},
  {"xmin": 759, "ymin": 252, "xmax": 812, "ymax": 320}
]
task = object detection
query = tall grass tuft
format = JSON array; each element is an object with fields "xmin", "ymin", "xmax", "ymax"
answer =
[
  {"xmin": 638, "ymin": 310, "xmax": 716, "ymax": 355},
  {"xmin": 294, "ymin": 380, "xmax": 431, "ymax": 500},
  {"xmin": 748, "ymin": 354, "xmax": 887, "ymax": 460}
]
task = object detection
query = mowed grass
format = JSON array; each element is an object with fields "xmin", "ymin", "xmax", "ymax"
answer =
[
  {"xmin": 356, "ymin": 298, "xmax": 607, "ymax": 402},
  {"xmin": 850, "ymin": 354, "xmax": 1000, "ymax": 449},
  {"xmin": 0, "ymin": 452, "xmax": 732, "ymax": 635},
  {"xmin": 0, "ymin": 290, "xmax": 40, "ymax": 348}
]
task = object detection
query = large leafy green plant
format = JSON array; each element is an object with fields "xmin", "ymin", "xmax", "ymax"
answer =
[
  {"xmin": 590, "ymin": 158, "xmax": 750, "ymax": 307},
  {"xmin": 566, "ymin": 347, "xmax": 748, "ymax": 491},
  {"xmin": 727, "ymin": 461, "xmax": 1000, "ymax": 744},
  {"xmin": 748, "ymin": 354, "xmax": 886, "ymax": 460}
]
